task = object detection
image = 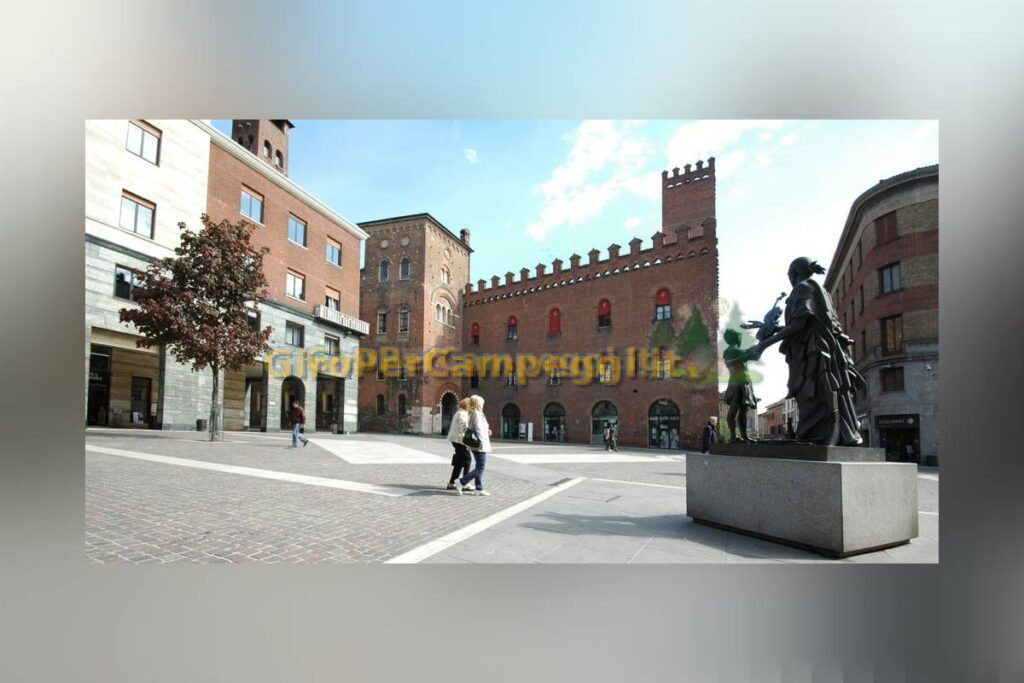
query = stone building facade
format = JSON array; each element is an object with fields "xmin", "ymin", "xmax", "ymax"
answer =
[
  {"xmin": 356, "ymin": 214, "xmax": 472, "ymax": 434},
  {"xmin": 824, "ymin": 165, "xmax": 938, "ymax": 464},
  {"xmin": 85, "ymin": 119, "xmax": 367, "ymax": 433},
  {"xmin": 462, "ymin": 160, "xmax": 719, "ymax": 448}
]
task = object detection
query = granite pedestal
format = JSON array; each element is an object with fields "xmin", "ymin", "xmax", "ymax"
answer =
[{"xmin": 687, "ymin": 445, "xmax": 918, "ymax": 558}]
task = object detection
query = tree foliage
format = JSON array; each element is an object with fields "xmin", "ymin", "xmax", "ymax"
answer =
[{"xmin": 119, "ymin": 215, "xmax": 272, "ymax": 437}]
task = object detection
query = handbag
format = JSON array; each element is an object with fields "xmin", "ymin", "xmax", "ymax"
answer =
[{"xmin": 463, "ymin": 427, "xmax": 482, "ymax": 449}]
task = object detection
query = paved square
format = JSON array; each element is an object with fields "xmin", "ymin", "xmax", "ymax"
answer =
[{"xmin": 85, "ymin": 430, "xmax": 938, "ymax": 564}]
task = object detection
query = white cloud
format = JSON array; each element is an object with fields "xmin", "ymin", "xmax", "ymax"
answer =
[
  {"xmin": 624, "ymin": 216, "xmax": 643, "ymax": 232},
  {"xmin": 525, "ymin": 120, "xmax": 655, "ymax": 241},
  {"xmin": 463, "ymin": 148, "xmax": 479, "ymax": 164},
  {"xmin": 665, "ymin": 120, "xmax": 796, "ymax": 180}
]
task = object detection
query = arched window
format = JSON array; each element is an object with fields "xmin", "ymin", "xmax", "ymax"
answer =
[
  {"xmin": 263, "ymin": 140, "xmax": 272, "ymax": 158},
  {"xmin": 543, "ymin": 403, "xmax": 566, "ymax": 442},
  {"xmin": 379, "ymin": 260, "xmax": 390, "ymax": 281},
  {"xmin": 435, "ymin": 303, "xmax": 442, "ymax": 322},
  {"xmin": 398, "ymin": 394, "xmax": 407, "ymax": 416},
  {"xmin": 376, "ymin": 394, "xmax": 386, "ymax": 415},
  {"xmin": 648, "ymin": 399, "xmax": 681, "ymax": 450},
  {"xmin": 441, "ymin": 266, "xmax": 450, "ymax": 285},
  {"xmin": 275, "ymin": 150, "xmax": 283, "ymax": 168},
  {"xmin": 655, "ymin": 289, "xmax": 672, "ymax": 320},
  {"xmin": 470, "ymin": 322, "xmax": 480, "ymax": 345},
  {"xmin": 548, "ymin": 308, "xmax": 561, "ymax": 335},
  {"xmin": 597, "ymin": 299, "xmax": 612, "ymax": 328},
  {"xmin": 506, "ymin": 316, "xmax": 518, "ymax": 340},
  {"xmin": 400, "ymin": 257, "xmax": 411, "ymax": 280}
]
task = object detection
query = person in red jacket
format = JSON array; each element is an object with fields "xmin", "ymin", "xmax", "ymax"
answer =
[{"xmin": 289, "ymin": 400, "xmax": 309, "ymax": 448}]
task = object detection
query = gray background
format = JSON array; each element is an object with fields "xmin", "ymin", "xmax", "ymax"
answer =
[{"xmin": 2, "ymin": 1, "xmax": 1022, "ymax": 680}]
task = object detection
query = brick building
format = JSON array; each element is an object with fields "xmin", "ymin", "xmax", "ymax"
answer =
[
  {"xmin": 824, "ymin": 165, "xmax": 938, "ymax": 464},
  {"xmin": 85, "ymin": 119, "xmax": 368, "ymax": 434},
  {"xmin": 206, "ymin": 119, "xmax": 369, "ymax": 434},
  {"xmin": 455, "ymin": 159, "xmax": 720, "ymax": 449},
  {"xmin": 356, "ymin": 214, "xmax": 473, "ymax": 434},
  {"xmin": 757, "ymin": 397, "xmax": 797, "ymax": 439}
]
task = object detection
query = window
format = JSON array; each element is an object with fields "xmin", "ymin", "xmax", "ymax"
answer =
[
  {"xmin": 285, "ymin": 271, "xmax": 305, "ymax": 300},
  {"xmin": 326, "ymin": 237, "xmax": 342, "ymax": 266},
  {"xmin": 441, "ymin": 266, "xmax": 450, "ymax": 285},
  {"xmin": 376, "ymin": 394, "xmax": 386, "ymax": 415},
  {"xmin": 506, "ymin": 370, "xmax": 517, "ymax": 387},
  {"xmin": 377, "ymin": 311, "xmax": 388, "ymax": 334},
  {"xmin": 548, "ymin": 368, "xmax": 562, "ymax": 386},
  {"xmin": 263, "ymin": 140, "xmax": 272, "ymax": 158},
  {"xmin": 125, "ymin": 121, "xmax": 160, "ymax": 164},
  {"xmin": 654, "ymin": 288, "xmax": 672, "ymax": 320},
  {"xmin": 113, "ymin": 265, "xmax": 144, "ymax": 301},
  {"xmin": 379, "ymin": 260, "xmax": 390, "ymax": 282},
  {"xmin": 652, "ymin": 352, "xmax": 672, "ymax": 380},
  {"xmin": 287, "ymin": 216, "xmax": 306, "ymax": 247},
  {"xmin": 275, "ymin": 150, "xmax": 283, "ymax": 168},
  {"xmin": 398, "ymin": 394, "xmax": 407, "ymax": 415},
  {"xmin": 119, "ymin": 192, "xmax": 155, "ymax": 238},
  {"xmin": 325, "ymin": 335, "xmax": 340, "ymax": 355},
  {"xmin": 876, "ymin": 211, "xmax": 898, "ymax": 245},
  {"xmin": 240, "ymin": 188, "xmax": 264, "ymax": 223},
  {"xmin": 880, "ymin": 262, "xmax": 902, "ymax": 294},
  {"xmin": 548, "ymin": 308, "xmax": 561, "ymax": 335},
  {"xmin": 881, "ymin": 315, "xmax": 903, "ymax": 355},
  {"xmin": 399, "ymin": 307, "xmax": 409, "ymax": 333},
  {"xmin": 470, "ymin": 322, "xmax": 480, "ymax": 345},
  {"xmin": 324, "ymin": 286, "xmax": 340, "ymax": 311},
  {"xmin": 858, "ymin": 284, "xmax": 864, "ymax": 313},
  {"xmin": 400, "ymin": 258, "xmax": 411, "ymax": 280},
  {"xmin": 285, "ymin": 322, "xmax": 304, "ymax": 347},
  {"xmin": 506, "ymin": 316, "xmax": 518, "ymax": 340},
  {"xmin": 597, "ymin": 299, "xmax": 612, "ymax": 328},
  {"xmin": 599, "ymin": 359, "xmax": 615, "ymax": 384},
  {"xmin": 398, "ymin": 361, "xmax": 407, "ymax": 380},
  {"xmin": 881, "ymin": 367, "xmax": 905, "ymax": 392}
]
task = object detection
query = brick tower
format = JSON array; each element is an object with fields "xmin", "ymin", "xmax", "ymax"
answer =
[{"xmin": 231, "ymin": 119, "xmax": 294, "ymax": 175}]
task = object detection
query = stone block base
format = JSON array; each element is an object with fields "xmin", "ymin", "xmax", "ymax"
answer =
[{"xmin": 686, "ymin": 453, "xmax": 919, "ymax": 558}]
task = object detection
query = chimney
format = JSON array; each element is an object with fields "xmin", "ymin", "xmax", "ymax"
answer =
[{"xmin": 460, "ymin": 228, "xmax": 471, "ymax": 246}]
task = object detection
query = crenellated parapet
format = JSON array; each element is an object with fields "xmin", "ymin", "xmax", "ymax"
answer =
[
  {"xmin": 463, "ymin": 230, "xmax": 714, "ymax": 306},
  {"xmin": 662, "ymin": 156, "xmax": 715, "ymax": 189}
]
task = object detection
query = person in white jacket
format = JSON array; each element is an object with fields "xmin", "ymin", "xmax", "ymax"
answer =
[
  {"xmin": 446, "ymin": 398, "xmax": 473, "ymax": 491},
  {"xmin": 453, "ymin": 394, "xmax": 493, "ymax": 496}
]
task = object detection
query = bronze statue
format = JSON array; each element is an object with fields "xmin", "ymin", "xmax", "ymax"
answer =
[
  {"xmin": 722, "ymin": 329, "xmax": 759, "ymax": 442},
  {"xmin": 756, "ymin": 257, "xmax": 865, "ymax": 446}
]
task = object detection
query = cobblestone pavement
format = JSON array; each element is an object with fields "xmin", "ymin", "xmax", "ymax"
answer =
[{"xmin": 85, "ymin": 430, "xmax": 938, "ymax": 564}]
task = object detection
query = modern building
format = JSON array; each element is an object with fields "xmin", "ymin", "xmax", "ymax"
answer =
[
  {"xmin": 85, "ymin": 119, "xmax": 368, "ymax": 433},
  {"xmin": 204, "ymin": 119, "xmax": 369, "ymax": 433},
  {"xmin": 824, "ymin": 165, "xmax": 938, "ymax": 464},
  {"xmin": 85, "ymin": 120, "xmax": 214, "ymax": 429},
  {"xmin": 356, "ymin": 214, "xmax": 473, "ymax": 434},
  {"xmin": 452, "ymin": 159, "xmax": 720, "ymax": 449}
]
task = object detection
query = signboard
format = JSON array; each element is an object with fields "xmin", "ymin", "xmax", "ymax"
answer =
[{"xmin": 875, "ymin": 414, "xmax": 919, "ymax": 429}]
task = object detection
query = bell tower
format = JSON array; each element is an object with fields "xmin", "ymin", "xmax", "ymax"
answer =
[{"xmin": 231, "ymin": 119, "xmax": 294, "ymax": 175}]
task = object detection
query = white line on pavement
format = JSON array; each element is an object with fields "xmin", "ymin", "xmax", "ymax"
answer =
[
  {"xmin": 588, "ymin": 477, "xmax": 687, "ymax": 490},
  {"xmin": 85, "ymin": 445, "xmax": 410, "ymax": 497},
  {"xmin": 384, "ymin": 477, "xmax": 586, "ymax": 564}
]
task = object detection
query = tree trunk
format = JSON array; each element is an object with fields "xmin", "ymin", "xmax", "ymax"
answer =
[{"xmin": 209, "ymin": 361, "xmax": 219, "ymax": 442}]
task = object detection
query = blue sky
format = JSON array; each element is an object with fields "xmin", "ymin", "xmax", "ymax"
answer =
[{"xmin": 213, "ymin": 119, "xmax": 938, "ymax": 405}]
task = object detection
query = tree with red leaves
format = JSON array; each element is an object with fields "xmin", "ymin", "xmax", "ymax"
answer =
[{"xmin": 120, "ymin": 215, "xmax": 272, "ymax": 441}]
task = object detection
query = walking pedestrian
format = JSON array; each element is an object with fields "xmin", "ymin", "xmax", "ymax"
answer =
[
  {"xmin": 446, "ymin": 397, "xmax": 474, "ymax": 491},
  {"xmin": 289, "ymin": 400, "xmax": 309, "ymax": 448},
  {"xmin": 452, "ymin": 395, "xmax": 492, "ymax": 496},
  {"xmin": 603, "ymin": 424, "xmax": 611, "ymax": 451},
  {"xmin": 701, "ymin": 416, "xmax": 718, "ymax": 454},
  {"xmin": 609, "ymin": 425, "xmax": 619, "ymax": 452}
]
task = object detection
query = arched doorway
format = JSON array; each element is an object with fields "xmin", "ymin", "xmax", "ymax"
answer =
[
  {"xmin": 591, "ymin": 401, "xmax": 618, "ymax": 445},
  {"xmin": 501, "ymin": 403, "xmax": 521, "ymax": 440},
  {"xmin": 440, "ymin": 392, "xmax": 457, "ymax": 434},
  {"xmin": 648, "ymin": 399, "xmax": 681, "ymax": 449},
  {"xmin": 543, "ymin": 403, "xmax": 566, "ymax": 442},
  {"xmin": 280, "ymin": 376, "xmax": 305, "ymax": 430}
]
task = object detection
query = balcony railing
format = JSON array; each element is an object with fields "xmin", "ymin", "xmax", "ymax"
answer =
[{"xmin": 314, "ymin": 305, "xmax": 370, "ymax": 335}]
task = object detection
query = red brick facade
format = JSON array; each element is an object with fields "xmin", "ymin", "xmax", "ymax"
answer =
[
  {"xmin": 206, "ymin": 142, "xmax": 362, "ymax": 319},
  {"xmin": 460, "ymin": 159, "xmax": 720, "ymax": 449}
]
